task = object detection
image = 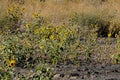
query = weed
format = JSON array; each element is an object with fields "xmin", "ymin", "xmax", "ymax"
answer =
[{"xmin": 0, "ymin": 0, "xmax": 120, "ymax": 79}]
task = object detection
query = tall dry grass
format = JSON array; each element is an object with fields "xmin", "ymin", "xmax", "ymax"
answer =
[{"xmin": 0, "ymin": 0, "xmax": 120, "ymax": 26}]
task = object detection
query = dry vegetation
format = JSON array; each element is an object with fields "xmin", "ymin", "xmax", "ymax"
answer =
[{"xmin": 0, "ymin": 0, "xmax": 120, "ymax": 79}]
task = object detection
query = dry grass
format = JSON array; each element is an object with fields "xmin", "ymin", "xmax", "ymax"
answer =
[
  {"xmin": 0, "ymin": 0, "xmax": 120, "ymax": 25},
  {"xmin": 0, "ymin": 0, "xmax": 120, "ymax": 79}
]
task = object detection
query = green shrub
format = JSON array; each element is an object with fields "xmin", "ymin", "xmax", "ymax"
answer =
[
  {"xmin": 0, "ymin": 4, "xmax": 24, "ymax": 34},
  {"xmin": 69, "ymin": 10, "xmax": 119, "ymax": 37}
]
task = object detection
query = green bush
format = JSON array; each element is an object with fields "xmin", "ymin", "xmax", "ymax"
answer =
[
  {"xmin": 0, "ymin": 4, "xmax": 24, "ymax": 34},
  {"xmin": 69, "ymin": 10, "xmax": 120, "ymax": 37}
]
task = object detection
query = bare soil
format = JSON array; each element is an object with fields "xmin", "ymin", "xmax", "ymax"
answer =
[
  {"xmin": 53, "ymin": 62, "xmax": 120, "ymax": 80},
  {"xmin": 52, "ymin": 38, "xmax": 120, "ymax": 80}
]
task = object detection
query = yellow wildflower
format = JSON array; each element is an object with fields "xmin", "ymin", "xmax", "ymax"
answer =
[
  {"xmin": 108, "ymin": 33, "xmax": 111, "ymax": 37},
  {"xmin": 9, "ymin": 59, "xmax": 16, "ymax": 67},
  {"xmin": 50, "ymin": 35, "xmax": 54, "ymax": 40},
  {"xmin": 61, "ymin": 38, "xmax": 65, "ymax": 42},
  {"xmin": 40, "ymin": 45, "xmax": 45, "ymax": 49},
  {"xmin": 33, "ymin": 12, "xmax": 39, "ymax": 18}
]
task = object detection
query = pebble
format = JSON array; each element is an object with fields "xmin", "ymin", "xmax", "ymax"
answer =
[
  {"xmin": 70, "ymin": 76, "xmax": 77, "ymax": 80},
  {"xmin": 53, "ymin": 74, "xmax": 60, "ymax": 79}
]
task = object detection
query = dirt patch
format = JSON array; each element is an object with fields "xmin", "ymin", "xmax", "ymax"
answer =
[
  {"xmin": 52, "ymin": 38, "xmax": 120, "ymax": 80},
  {"xmin": 52, "ymin": 63, "xmax": 120, "ymax": 80}
]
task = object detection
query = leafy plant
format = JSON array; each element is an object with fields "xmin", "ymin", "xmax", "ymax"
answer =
[{"xmin": 0, "ymin": 4, "xmax": 24, "ymax": 34}]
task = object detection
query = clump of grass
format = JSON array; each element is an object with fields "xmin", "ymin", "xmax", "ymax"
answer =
[
  {"xmin": 69, "ymin": 8, "xmax": 120, "ymax": 37},
  {"xmin": 111, "ymin": 31, "xmax": 120, "ymax": 64},
  {"xmin": 0, "ymin": 3, "xmax": 24, "ymax": 34}
]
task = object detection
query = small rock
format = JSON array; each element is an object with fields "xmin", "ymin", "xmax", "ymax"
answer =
[
  {"xmin": 53, "ymin": 74, "xmax": 60, "ymax": 79},
  {"xmin": 63, "ymin": 74, "xmax": 70, "ymax": 78},
  {"xmin": 70, "ymin": 76, "xmax": 77, "ymax": 80}
]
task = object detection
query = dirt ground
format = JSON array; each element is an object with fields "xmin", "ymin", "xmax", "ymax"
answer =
[
  {"xmin": 52, "ymin": 38, "xmax": 120, "ymax": 80},
  {"xmin": 52, "ymin": 62, "xmax": 120, "ymax": 80}
]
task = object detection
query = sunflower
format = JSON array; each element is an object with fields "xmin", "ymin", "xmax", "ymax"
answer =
[
  {"xmin": 49, "ymin": 35, "xmax": 54, "ymax": 40},
  {"xmin": 9, "ymin": 59, "xmax": 16, "ymax": 67},
  {"xmin": 33, "ymin": 12, "xmax": 39, "ymax": 18},
  {"xmin": 108, "ymin": 33, "xmax": 111, "ymax": 37}
]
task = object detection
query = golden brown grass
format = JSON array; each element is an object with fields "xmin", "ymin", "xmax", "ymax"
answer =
[
  {"xmin": 0, "ymin": 1, "xmax": 120, "ymax": 79},
  {"xmin": 0, "ymin": 0, "xmax": 120, "ymax": 26}
]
